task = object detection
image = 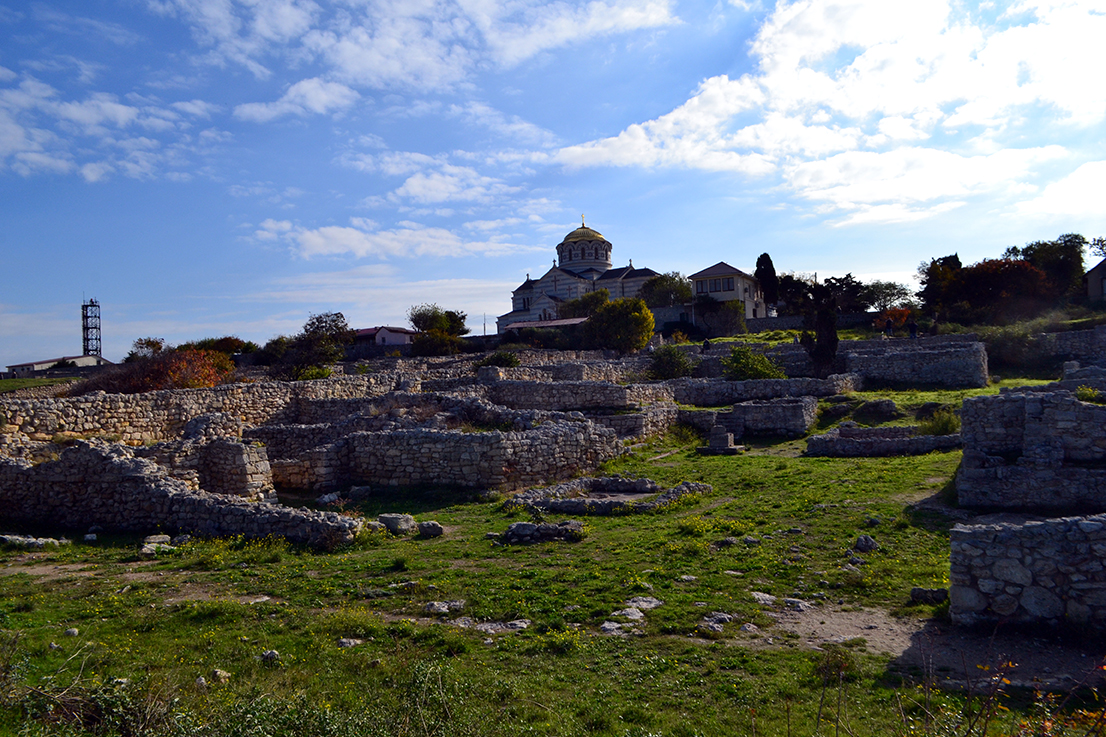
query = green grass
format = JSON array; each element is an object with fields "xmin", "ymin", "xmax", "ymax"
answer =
[
  {"xmin": 0, "ymin": 378, "xmax": 74, "ymax": 394},
  {"xmin": 0, "ymin": 379, "xmax": 1090, "ymax": 736}
]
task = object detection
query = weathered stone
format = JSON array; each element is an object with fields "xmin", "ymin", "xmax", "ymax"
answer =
[
  {"xmin": 378, "ymin": 514, "xmax": 417, "ymax": 536},
  {"xmin": 854, "ymin": 535, "xmax": 878, "ymax": 553},
  {"xmin": 1020, "ymin": 587, "xmax": 1064, "ymax": 618},
  {"xmin": 993, "ymin": 559, "xmax": 1032, "ymax": 586},
  {"xmin": 417, "ymin": 521, "xmax": 444, "ymax": 538}
]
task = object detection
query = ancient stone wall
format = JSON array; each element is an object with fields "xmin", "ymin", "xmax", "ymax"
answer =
[
  {"xmin": 0, "ymin": 375, "xmax": 408, "ymax": 443},
  {"xmin": 950, "ymin": 515, "xmax": 1106, "ymax": 628},
  {"xmin": 485, "ymin": 381, "xmax": 674, "ymax": 411},
  {"xmin": 0, "ymin": 441, "xmax": 361, "ymax": 547},
  {"xmin": 842, "ymin": 342, "xmax": 989, "ymax": 388},
  {"xmin": 670, "ymin": 374, "xmax": 859, "ymax": 407},
  {"xmin": 806, "ymin": 425, "xmax": 960, "ymax": 457},
  {"xmin": 587, "ymin": 404, "xmax": 680, "ymax": 438},
  {"xmin": 347, "ymin": 422, "xmax": 621, "ymax": 489},
  {"xmin": 957, "ymin": 391, "xmax": 1106, "ymax": 510},
  {"xmin": 728, "ymin": 397, "xmax": 818, "ymax": 437}
]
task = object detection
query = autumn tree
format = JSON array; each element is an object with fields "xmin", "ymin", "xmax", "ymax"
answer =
[
  {"xmin": 407, "ymin": 304, "xmax": 470, "ymax": 336},
  {"xmin": 1003, "ymin": 234, "xmax": 1086, "ymax": 301}
]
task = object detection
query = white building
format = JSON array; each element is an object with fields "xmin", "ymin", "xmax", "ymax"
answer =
[
  {"xmin": 497, "ymin": 221, "xmax": 659, "ymax": 333},
  {"xmin": 688, "ymin": 261, "xmax": 766, "ymax": 319},
  {"xmin": 5, "ymin": 354, "xmax": 112, "ymax": 376}
]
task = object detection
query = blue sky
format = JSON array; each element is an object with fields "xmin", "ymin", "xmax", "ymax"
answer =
[{"xmin": 2, "ymin": 0, "xmax": 1105, "ymax": 367}]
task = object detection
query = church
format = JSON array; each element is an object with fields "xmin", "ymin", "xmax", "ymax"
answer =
[{"xmin": 496, "ymin": 220, "xmax": 659, "ymax": 333}]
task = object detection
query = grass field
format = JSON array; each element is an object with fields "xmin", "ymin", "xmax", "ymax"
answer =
[
  {"xmin": 0, "ymin": 378, "xmax": 73, "ymax": 395},
  {"xmin": 0, "ymin": 381, "xmax": 1097, "ymax": 736}
]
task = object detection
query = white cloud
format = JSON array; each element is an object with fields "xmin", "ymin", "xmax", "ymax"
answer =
[
  {"xmin": 234, "ymin": 77, "xmax": 359, "ymax": 121},
  {"xmin": 448, "ymin": 101, "xmax": 558, "ymax": 147},
  {"xmin": 172, "ymin": 99, "xmax": 220, "ymax": 118},
  {"xmin": 254, "ymin": 217, "xmax": 543, "ymax": 259},
  {"xmin": 1017, "ymin": 160, "xmax": 1106, "ymax": 217},
  {"xmin": 557, "ymin": 0, "xmax": 1106, "ymax": 220}
]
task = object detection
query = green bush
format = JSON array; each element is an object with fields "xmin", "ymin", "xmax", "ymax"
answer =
[
  {"xmin": 649, "ymin": 345, "xmax": 695, "ymax": 379},
  {"xmin": 293, "ymin": 365, "xmax": 331, "ymax": 381},
  {"xmin": 1076, "ymin": 385, "xmax": 1106, "ymax": 404},
  {"xmin": 411, "ymin": 329, "xmax": 463, "ymax": 356},
  {"xmin": 917, "ymin": 408, "xmax": 960, "ymax": 435},
  {"xmin": 474, "ymin": 350, "xmax": 521, "ymax": 369},
  {"xmin": 720, "ymin": 345, "xmax": 786, "ymax": 380}
]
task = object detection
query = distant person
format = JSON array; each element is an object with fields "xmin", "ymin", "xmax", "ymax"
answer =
[
  {"xmin": 701, "ymin": 339, "xmax": 712, "ymax": 354},
  {"xmin": 884, "ymin": 318, "xmax": 894, "ymax": 337},
  {"xmin": 908, "ymin": 319, "xmax": 918, "ymax": 339}
]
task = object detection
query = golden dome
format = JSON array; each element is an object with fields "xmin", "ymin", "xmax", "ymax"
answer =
[{"xmin": 562, "ymin": 225, "xmax": 606, "ymax": 243}]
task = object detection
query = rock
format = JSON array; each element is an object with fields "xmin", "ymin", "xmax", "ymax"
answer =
[
  {"xmin": 484, "ymin": 532, "xmax": 501, "ymax": 539},
  {"xmin": 739, "ymin": 623, "xmax": 759, "ymax": 633},
  {"xmin": 993, "ymin": 559, "xmax": 1032, "ymax": 586},
  {"xmin": 143, "ymin": 534, "xmax": 171, "ymax": 545},
  {"xmin": 212, "ymin": 669, "xmax": 231, "ymax": 684},
  {"xmin": 378, "ymin": 514, "xmax": 418, "ymax": 536},
  {"xmin": 425, "ymin": 600, "xmax": 464, "ymax": 615},
  {"xmin": 715, "ymin": 537, "xmax": 740, "ymax": 547},
  {"xmin": 195, "ymin": 676, "xmax": 207, "ymax": 689},
  {"xmin": 950, "ymin": 585, "xmax": 988, "ymax": 612},
  {"xmin": 783, "ymin": 598, "xmax": 813, "ymax": 612},
  {"xmin": 991, "ymin": 594, "xmax": 1019, "ymax": 616},
  {"xmin": 139, "ymin": 543, "xmax": 175, "ymax": 558},
  {"xmin": 260, "ymin": 649, "xmax": 281, "ymax": 662},
  {"xmin": 600, "ymin": 621, "xmax": 626, "ymax": 635},
  {"xmin": 48, "ymin": 642, "xmax": 60, "ymax": 650},
  {"xmin": 417, "ymin": 521, "xmax": 444, "ymax": 538},
  {"xmin": 743, "ymin": 536, "xmax": 761, "ymax": 546},
  {"xmin": 703, "ymin": 612, "xmax": 732, "ymax": 625},
  {"xmin": 504, "ymin": 619, "xmax": 530, "ymax": 630},
  {"xmin": 64, "ymin": 628, "xmax": 79, "ymax": 637},
  {"xmin": 171, "ymin": 534, "xmax": 192, "ymax": 545},
  {"xmin": 751, "ymin": 591, "xmax": 777, "ymax": 606},
  {"xmin": 316, "ymin": 492, "xmax": 341, "ymax": 505},
  {"xmin": 625, "ymin": 596, "xmax": 663, "ymax": 610},
  {"xmin": 84, "ymin": 534, "xmax": 97, "ymax": 542},
  {"xmin": 363, "ymin": 521, "xmax": 386, "ymax": 533},
  {"xmin": 854, "ymin": 535, "xmax": 878, "ymax": 553},
  {"xmin": 697, "ymin": 622, "xmax": 724, "ymax": 634},
  {"xmin": 611, "ymin": 607, "xmax": 644, "ymax": 620},
  {"xmin": 910, "ymin": 587, "xmax": 948, "ymax": 605},
  {"xmin": 1020, "ymin": 587, "xmax": 1064, "ymax": 619},
  {"xmin": 678, "ymin": 575, "xmax": 697, "ymax": 582},
  {"xmin": 337, "ymin": 638, "xmax": 364, "ymax": 648}
]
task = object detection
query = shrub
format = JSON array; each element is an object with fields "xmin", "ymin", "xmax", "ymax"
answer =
[
  {"xmin": 69, "ymin": 348, "xmax": 234, "ymax": 395},
  {"xmin": 474, "ymin": 350, "xmax": 521, "ymax": 369},
  {"xmin": 293, "ymin": 365, "xmax": 331, "ymax": 381},
  {"xmin": 649, "ymin": 345, "xmax": 695, "ymax": 379},
  {"xmin": 917, "ymin": 408, "xmax": 961, "ymax": 435},
  {"xmin": 412, "ymin": 329, "xmax": 463, "ymax": 356},
  {"xmin": 584, "ymin": 297, "xmax": 655, "ymax": 352},
  {"xmin": 720, "ymin": 345, "xmax": 786, "ymax": 380},
  {"xmin": 1076, "ymin": 385, "xmax": 1106, "ymax": 404}
]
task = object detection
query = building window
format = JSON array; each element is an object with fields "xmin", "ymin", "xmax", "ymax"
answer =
[
  {"xmin": 709, "ymin": 279, "xmax": 721, "ymax": 292},
  {"xmin": 723, "ymin": 277, "xmax": 734, "ymax": 291},
  {"xmin": 696, "ymin": 280, "xmax": 707, "ymax": 294}
]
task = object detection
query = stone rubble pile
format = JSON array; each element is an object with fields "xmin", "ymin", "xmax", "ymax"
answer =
[{"xmin": 504, "ymin": 477, "xmax": 711, "ymax": 515}]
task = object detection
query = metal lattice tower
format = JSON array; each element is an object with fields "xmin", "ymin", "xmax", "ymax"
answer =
[{"xmin": 82, "ymin": 299, "xmax": 101, "ymax": 357}]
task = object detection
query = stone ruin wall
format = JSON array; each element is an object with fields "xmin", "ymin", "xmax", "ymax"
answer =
[
  {"xmin": 0, "ymin": 375, "xmax": 409, "ymax": 444},
  {"xmin": 727, "ymin": 397, "xmax": 818, "ymax": 438},
  {"xmin": 485, "ymin": 380, "xmax": 674, "ymax": 411},
  {"xmin": 0, "ymin": 441, "xmax": 361, "ymax": 548},
  {"xmin": 135, "ymin": 438, "xmax": 274, "ymax": 500},
  {"xmin": 957, "ymin": 391, "xmax": 1106, "ymax": 510},
  {"xmin": 670, "ymin": 374, "xmax": 860, "ymax": 407},
  {"xmin": 951, "ymin": 388, "xmax": 1106, "ymax": 628},
  {"xmin": 806, "ymin": 425, "xmax": 960, "ymax": 457},
  {"xmin": 951, "ymin": 515, "xmax": 1106, "ymax": 627}
]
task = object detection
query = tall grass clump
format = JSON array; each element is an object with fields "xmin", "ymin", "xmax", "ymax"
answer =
[{"xmin": 916, "ymin": 408, "xmax": 961, "ymax": 436}]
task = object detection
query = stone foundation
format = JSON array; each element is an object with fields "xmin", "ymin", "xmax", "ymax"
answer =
[
  {"xmin": 950, "ymin": 515, "xmax": 1106, "ymax": 627},
  {"xmin": 0, "ymin": 441, "xmax": 361, "ymax": 548},
  {"xmin": 806, "ymin": 425, "xmax": 960, "ymax": 457}
]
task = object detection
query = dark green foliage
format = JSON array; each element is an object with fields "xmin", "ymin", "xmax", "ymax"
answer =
[
  {"xmin": 411, "ymin": 329, "xmax": 464, "ymax": 356},
  {"xmin": 694, "ymin": 296, "xmax": 745, "ymax": 337},
  {"xmin": 124, "ymin": 337, "xmax": 167, "ymax": 363},
  {"xmin": 720, "ymin": 344, "xmax": 786, "ymax": 380},
  {"xmin": 649, "ymin": 345, "xmax": 695, "ymax": 379},
  {"xmin": 176, "ymin": 336, "xmax": 259, "ymax": 355},
  {"xmin": 268, "ymin": 312, "xmax": 355, "ymax": 379},
  {"xmin": 407, "ymin": 304, "xmax": 470, "ymax": 336},
  {"xmin": 754, "ymin": 253, "xmax": 779, "ymax": 305},
  {"xmin": 1003, "ymin": 233, "xmax": 1086, "ymax": 301},
  {"xmin": 862, "ymin": 281, "xmax": 914, "ymax": 312},
  {"xmin": 559, "ymin": 289, "xmax": 609, "ymax": 319},
  {"xmin": 473, "ymin": 351, "xmax": 521, "ymax": 369},
  {"xmin": 822, "ymin": 273, "xmax": 869, "ymax": 313},
  {"xmin": 584, "ymin": 297, "xmax": 654, "ymax": 352},
  {"xmin": 638, "ymin": 272, "xmax": 692, "ymax": 307}
]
